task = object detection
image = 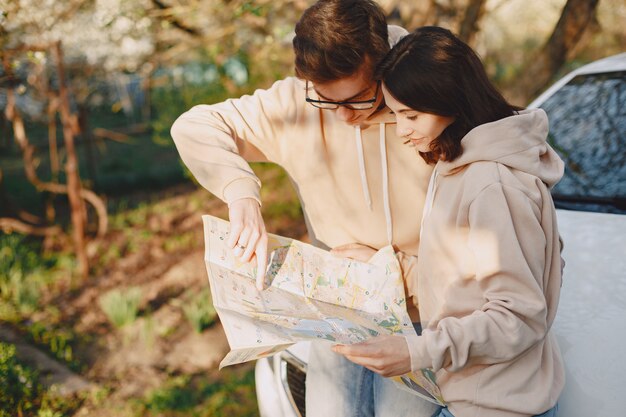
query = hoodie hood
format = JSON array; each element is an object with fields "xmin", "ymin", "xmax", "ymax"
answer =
[
  {"xmin": 361, "ymin": 25, "xmax": 407, "ymax": 127},
  {"xmin": 437, "ymin": 109, "xmax": 564, "ymax": 188}
]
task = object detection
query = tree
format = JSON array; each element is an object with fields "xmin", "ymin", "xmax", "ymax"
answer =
[
  {"xmin": 1, "ymin": 43, "xmax": 107, "ymax": 279},
  {"xmin": 505, "ymin": 0, "xmax": 600, "ymax": 105},
  {"xmin": 380, "ymin": 0, "xmax": 488, "ymax": 47}
]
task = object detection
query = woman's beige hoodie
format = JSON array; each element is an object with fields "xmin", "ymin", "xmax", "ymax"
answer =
[
  {"xmin": 404, "ymin": 109, "xmax": 565, "ymax": 417},
  {"xmin": 170, "ymin": 27, "xmax": 432, "ymax": 313}
]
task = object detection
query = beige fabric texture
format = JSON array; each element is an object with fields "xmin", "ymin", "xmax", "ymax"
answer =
[{"xmin": 405, "ymin": 109, "xmax": 565, "ymax": 417}]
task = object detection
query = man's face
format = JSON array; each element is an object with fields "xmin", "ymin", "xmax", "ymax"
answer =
[{"xmin": 309, "ymin": 65, "xmax": 383, "ymax": 126}]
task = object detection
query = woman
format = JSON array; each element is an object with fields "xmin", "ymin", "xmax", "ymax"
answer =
[{"xmin": 332, "ymin": 26, "xmax": 564, "ymax": 417}]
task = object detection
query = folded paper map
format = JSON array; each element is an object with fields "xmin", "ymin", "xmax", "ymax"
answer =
[{"xmin": 202, "ymin": 214, "xmax": 445, "ymax": 405}]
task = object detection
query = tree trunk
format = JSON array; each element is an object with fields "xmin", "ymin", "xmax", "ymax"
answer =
[
  {"xmin": 381, "ymin": 0, "xmax": 438, "ymax": 30},
  {"xmin": 507, "ymin": 0, "xmax": 600, "ymax": 105},
  {"xmin": 458, "ymin": 0, "xmax": 487, "ymax": 47},
  {"xmin": 52, "ymin": 41, "xmax": 89, "ymax": 279},
  {"xmin": 47, "ymin": 94, "xmax": 61, "ymax": 179},
  {"xmin": 78, "ymin": 105, "xmax": 99, "ymax": 187}
]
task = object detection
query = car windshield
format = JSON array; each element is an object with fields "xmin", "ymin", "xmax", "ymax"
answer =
[{"xmin": 540, "ymin": 70, "xmax": 626, "ymax": 214}]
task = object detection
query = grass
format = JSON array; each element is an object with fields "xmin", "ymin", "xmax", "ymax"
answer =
[
  {"xmin": 0, "ymin": 234, "xmax": 72, "ymax": 322},
  {"xmin": 0, "ymin": 342, "xmax": 82, "ymax": 417},
  {"xmin": 0, "ymin": 342, "xmax": 40, "ymax": 417},
  {"xmin": 139, "ymin": 365, "xmax": 258, "ymax": 417},
  {"xmin": 98, "ymin": 287, "xmax": 143, "ymax": 328},
  {"xmin": 0, "ymin": 234, "xmax": 84, "ymax": 374},
  {"xmin": 0, "ymin": 268, "xmax": 40, "ymax": 315},
  {"xmin": 25, "ymin": 322, "xmax": 81, "ymax": 371},
  {"xmin": 182, "ymin": 288, "xmax": 217, "ymax": 333},
  {"xmin": 163, "ymin": 231, "xmax": 196, "ymax": 254}
]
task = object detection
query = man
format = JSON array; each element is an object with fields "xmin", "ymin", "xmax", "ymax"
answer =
[{"xmin": 171, "ymin": 1, "xmax": 435, "ymax": 415}]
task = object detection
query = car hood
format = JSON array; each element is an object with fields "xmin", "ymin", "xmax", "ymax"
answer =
[{"xmin": 551, "ymin": 209, "xmax": 626, "ymax": 416}]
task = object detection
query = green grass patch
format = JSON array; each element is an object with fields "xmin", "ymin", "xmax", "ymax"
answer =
[
  {"xmin": 163, "ymin": 231, "xmax": 196, "ymax": 253},
  {"xmin": 25, "ymin": 322, "xmax": 82, "ymax": 372},
  {"xmin": 99, "ymin": 287, "xmax": 143, "ymax": 328},
  {"xmin": 182, "ymin": 288, "xmax": 217, "ymax": 333},
  {"xmin": 0, "ymin": 342, "xmax": 81, "ymax": 417},
  {"xmin": 139, "ymin": 365, "xmax": 258, "ymax": 417},
  {"xmin": 0, "ymin": 234, "xmax": 73, "ymax": 322},
  {"xmin": 0, "ymin": 342, "xmax": 40, "ymax": 416}
]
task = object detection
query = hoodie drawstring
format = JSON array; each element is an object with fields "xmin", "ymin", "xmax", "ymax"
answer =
[
  {"xmin": 379, "ymin": 123, "xmax": 393, "ymax": 245},
  {"xmin": 355, "ymin": 125, "xmax": 373, "ymax": 210},
  {"xmin": 354, "ymin": 124, "xmax": 393, "ymax": 246},
  {"xmin": 420, "ymin": 168, "xmax": 438, "ymax": 241}
]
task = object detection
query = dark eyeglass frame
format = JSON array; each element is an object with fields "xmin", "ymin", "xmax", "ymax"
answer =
[{"xmin": 305, "ymin": 81, "xmax": 380, "ymax": 110}]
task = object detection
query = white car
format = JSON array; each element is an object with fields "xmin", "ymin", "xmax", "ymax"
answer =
[{"xmin": 255, "ymin": 53, "xmax": 626, "ymax": 417}]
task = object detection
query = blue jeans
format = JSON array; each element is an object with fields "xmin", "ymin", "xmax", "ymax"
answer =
[
  {"xmin": 305, "ymin": 340, "xmax": 438, "ymax": 417},
  {"xmin": 431, "ymin": 403, "xmax": 559, "ymax": 417},
  {"xmin": 305, "ymin": 319, "xmax": 558, "ymax": 417}
]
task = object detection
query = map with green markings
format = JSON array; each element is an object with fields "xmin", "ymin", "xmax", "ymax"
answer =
[{"xmin": 202, "ymin": 215, "xmax": 444, "ymax": 405}]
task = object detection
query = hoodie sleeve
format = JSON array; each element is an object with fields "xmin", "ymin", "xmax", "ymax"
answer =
[
  {"xmin": 407, "ymin": 182, "xmax": 551, "ymax": 373},
  {"xmin": 170, "ymin": 77, "xmax": 301, "ymax": 204}
]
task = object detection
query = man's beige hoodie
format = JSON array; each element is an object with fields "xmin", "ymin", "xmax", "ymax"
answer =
[
  {"xmin": 170, "ymin": 27, "xmax": 432, "ymax": 311},
  {"xmin": 405, "ymin": 109, "xmax": 565, "ymax": 417}
]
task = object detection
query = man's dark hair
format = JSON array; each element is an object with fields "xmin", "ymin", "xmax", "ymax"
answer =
[
  {"xmin": 377, "ymin": 26, "xmax": 521, "ymax": 164},
  {"xmin": 293, "ymin": 0, "xmax": 389, "ymax": 84}
]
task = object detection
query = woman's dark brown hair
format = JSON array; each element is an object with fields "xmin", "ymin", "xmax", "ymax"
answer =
[
  {"xmin": 293, "ymin": 0, "xmax": 388, "ymax": 84},
  {"xmin": 377, "ymin": 26, "xmax": 520, "ymax": 164}
]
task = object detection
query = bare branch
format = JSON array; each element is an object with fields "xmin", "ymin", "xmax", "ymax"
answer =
[
  {"xmin": 3, "ymin": 53, "xmax": 108, "ymax": 241},
  {"xmin": 150, "ymin": 0, "xmax": 201, "ymax": 37},
  {"xmin": 0, "ymin": 218, "xmax": 61, "ymax": 237},
  {"xmin": 92, "ymin": 124, "xmax": 150, "ymax": 144}
]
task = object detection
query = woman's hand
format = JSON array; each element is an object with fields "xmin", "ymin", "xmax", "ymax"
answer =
[
  {"xmin": 331, "ymin": 242, "xmax": 377, "ymax": 263},
  {"xmin": 332, "ymin": 335, "xmax": 412, "ymax": 377}
]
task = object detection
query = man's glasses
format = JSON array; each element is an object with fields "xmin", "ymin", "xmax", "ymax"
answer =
[{"xmin": 305, "ymin": 81, "xmax": 380, "ymax": 110}]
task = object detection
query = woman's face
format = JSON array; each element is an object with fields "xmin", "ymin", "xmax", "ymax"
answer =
[{"xmin": 382, "ymin": 84, "xmax": 455, "ymax": 155}]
